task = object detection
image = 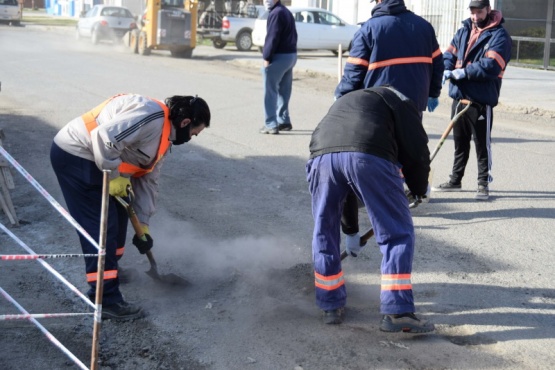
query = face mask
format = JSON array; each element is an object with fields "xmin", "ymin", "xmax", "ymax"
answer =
[
  {"xmin": 172, "ymin": 122, "xmax": 192, "ymax": 145},
  {"xmin": 264, "ymin": 0, "xmax": 274, "ymax": 10}
]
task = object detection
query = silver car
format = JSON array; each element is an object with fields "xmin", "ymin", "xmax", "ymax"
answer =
[
  {"xmin": 252, "ymin": 7, "xmax": 359, "ymax": 55},
  {"xmin": 76, "ymin": 5, "xmax": 137, "ymax": 45},
  {"xmin": 0, "ymin": 0, "xmax": 21, "ymax": 26}
]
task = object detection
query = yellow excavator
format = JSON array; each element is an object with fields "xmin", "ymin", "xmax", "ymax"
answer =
[{"xmin": 126, "ymin": 0, "xmax": 198, "ymax": 58}]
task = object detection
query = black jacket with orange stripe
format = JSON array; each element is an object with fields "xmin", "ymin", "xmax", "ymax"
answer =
[{"xmin": 334, "ymin": 0, "xmax": 443, "ymax": 112}]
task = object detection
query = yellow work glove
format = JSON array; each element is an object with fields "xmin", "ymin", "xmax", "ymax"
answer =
[
  {"xmin": 109, "ymin": 177, "xmax": 131, "ymax": 197},
  {"xmin": 141, "ymin": 224, "xmax": 150, "ymax": 235}
]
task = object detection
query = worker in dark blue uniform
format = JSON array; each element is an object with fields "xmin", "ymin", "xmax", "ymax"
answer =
[
  {"xmin": 335, "ymin": 0, "xmax": 443, "ymax": 115},
  {"xmin": 307, "ymin": 86, "xmax": 434, "ymax": 333}
]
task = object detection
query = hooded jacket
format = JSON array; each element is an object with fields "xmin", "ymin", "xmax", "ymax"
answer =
[
  {"xmin": 334, "ymin": 0, "xmax": 443, "ymax": 112},
  {"xmin": 310, "ymin": 86, "xmax": 430, "ymax": 196},
  {"xmin": 444, "ymin": 10, "xmax": 512, "ymax": 107}
]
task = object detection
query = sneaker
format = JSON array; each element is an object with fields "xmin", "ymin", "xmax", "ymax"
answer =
[
  {"xmin": 432, "ymin": 181, "xmax": 461, "ymax": 192},
  {"xmin": 322, "ymin": 307, "xmax": 344, "ymax": 325},
  {"xmin": 379, "ymin": 313, "xmax": 435, "ymax": 333},
  {"xmin": 102, "ymin": 301, "xmax": 144, "ymax": 321},
  {"xmin": 475, "ymin": 185, "xmax": 489, "ymax": 200},
  {"xmin": 259, "ymin": 126, "xmax": 279, "ymax": 135},
  {"xmin": 278, "ymin": 123, "xmax": 293, "ymax": 131}
]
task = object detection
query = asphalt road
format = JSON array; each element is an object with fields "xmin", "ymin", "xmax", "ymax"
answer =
[{"xmin": 1, "ymin": 24, "xmax": 554, "ymax": 370}]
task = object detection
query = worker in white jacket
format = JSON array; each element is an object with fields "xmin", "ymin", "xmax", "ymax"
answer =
[{"xmin": 50, "ymin": 94, "xmax": 211, "ymax": 320}]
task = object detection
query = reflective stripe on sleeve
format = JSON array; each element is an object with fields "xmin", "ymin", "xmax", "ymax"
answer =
[
  {"xmin": 485, "ymin": 50, "xmax": 507, "ymax": 70},
  {"xmin": 116, "ymin": 246, "xmax": 125, "ymax": 256},
  {"xmin": 346, "ymin": 57, "xmax": 370, "ymax": 67}
]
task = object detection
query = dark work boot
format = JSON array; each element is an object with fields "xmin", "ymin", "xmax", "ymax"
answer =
[
  {"xmin": 379, "ymin": 313, "xmax": 435, "ymax": 333},
  {"xmin": 322, "ymin": 307, "xmax": 344, "ymax": 325},
  {"xmin": 102, "ymin": 301, "xmax": 144, "ymax": 321}
]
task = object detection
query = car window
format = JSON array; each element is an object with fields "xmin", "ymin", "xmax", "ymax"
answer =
[
  {"xmin": 0, "ymin": 0, "xmax": 18, "ymax": 6},
  {"xmin": 317, "ymin": 11, "xmax": 342, "ymax": 26},
  {"xmin": 102, "ymin": 7, "xmax": 122, "ymax": 17},
  {"xmin": 294, "ymin": 11, "xmax": 315, "ymax": 24}
]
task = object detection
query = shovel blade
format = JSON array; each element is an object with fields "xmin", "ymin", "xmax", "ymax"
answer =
[{"xmin": 145, "ymin": 267, "xmax": 190, "ymax": 286}]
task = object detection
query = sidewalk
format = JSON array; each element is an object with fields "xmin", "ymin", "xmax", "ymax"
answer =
[{"xmin": 278, "ymin": 54, "xmax": 555, "ymax": 118}]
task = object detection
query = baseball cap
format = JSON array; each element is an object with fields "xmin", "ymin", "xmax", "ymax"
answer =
[{"xmin": 469, "ymin": 0, "xmax": 490, "ymax": 8}]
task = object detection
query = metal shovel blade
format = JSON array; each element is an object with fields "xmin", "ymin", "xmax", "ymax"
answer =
[
  {"xmin": 145, "ymin": 267, "xmax": 190, "ymax": 286},
  {"xmin": 145, "ymin": 251, "xmax": 190, "ymax": 286}
]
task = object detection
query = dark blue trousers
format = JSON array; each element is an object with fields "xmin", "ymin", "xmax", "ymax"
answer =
[
  {"xmin": 306, "ymin": 152, "xmax": 415, "ymax": 314},
  {"xmin": 50, "ymin": 142, "xmax": 128, "ymax": 305}
]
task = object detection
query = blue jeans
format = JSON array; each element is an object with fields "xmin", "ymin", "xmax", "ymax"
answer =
[{"xmin": 262, "ymin": 52, "xmax": 297, "ymax": 129}]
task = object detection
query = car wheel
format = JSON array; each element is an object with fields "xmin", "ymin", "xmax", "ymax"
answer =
[
  {"xmin": 212, "ymin": 38, "xmax": 227, "ymax": 49},
  {"xmin": 91, "ymin": 28, "xmax": 100, "ymax": 45},
  {"xmin": 138, "ymin": 32, "xmax": 151, "ymax": 55},
  {"xmin": 129, "ymin": 30, "xmax": 139, "ymax": 54},
  {"xmin": 235, "ymin": 31, "xmax": 252, "ymax": 52}
]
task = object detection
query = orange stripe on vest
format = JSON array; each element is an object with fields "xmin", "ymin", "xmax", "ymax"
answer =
[{"xmin": 82, "ymin": 94, "xmax": 172, "ymax": 178}]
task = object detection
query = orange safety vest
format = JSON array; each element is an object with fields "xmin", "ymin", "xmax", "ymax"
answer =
[{"xmin": 81, "ymin": 95, "xmax": 172, "ymax": 178}]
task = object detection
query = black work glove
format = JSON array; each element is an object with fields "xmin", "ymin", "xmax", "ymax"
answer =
[{"xmin": 132, "ymin": 234, "xmax": 153, "ymax": 254}]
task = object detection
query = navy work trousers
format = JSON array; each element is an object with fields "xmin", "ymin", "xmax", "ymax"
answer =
[
  {"xmin": 50, "ymin": 142, "xmax": 128, "ymax": 305},
  {"xmin": 306, "ymin": 152, "xmax": 415, "ymax": 314}
]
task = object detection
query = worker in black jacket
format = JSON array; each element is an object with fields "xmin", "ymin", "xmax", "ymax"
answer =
[{"xmin": 306, "ymin": 86, "xmax": 434, "ymax": 333}]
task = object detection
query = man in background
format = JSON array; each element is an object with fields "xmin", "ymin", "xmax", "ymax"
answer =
[
  {"xmin": 433, "ymin": 0, "xmax": 511, "ymax": 200},
  {"xmin": 260, "ymin": 0, "xmax": 297, "ymax": 135}
]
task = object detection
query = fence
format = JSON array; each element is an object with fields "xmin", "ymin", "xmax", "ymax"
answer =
[{"xmin": 0, "ymin": 142, "xmax": 110, "ymax": 370}]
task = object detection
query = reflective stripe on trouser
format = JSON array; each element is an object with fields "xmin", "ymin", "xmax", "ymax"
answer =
[
  {"xmin": 50, "ymin": 142, "xmax": 124, "ymax": 305},
  {"xmin": 307, "ymin": 152, "xmax": 415, "ymax": 314},
  {"xmin": 450, "ymin": 101, "xmax": 493, "ymax": 186}
]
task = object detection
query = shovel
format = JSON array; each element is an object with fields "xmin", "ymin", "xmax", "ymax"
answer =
[{"xmin": 114, "ymin": 194, "xmax": 189, "ymax": 286}]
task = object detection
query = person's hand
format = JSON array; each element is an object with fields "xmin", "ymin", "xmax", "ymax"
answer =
[
  {"xmin": 345, "ymin": 233, "xmax": 367, "ymax": 257},
  {"xmin": 427, "ymin": 97, "xmax": 439, "ymax": 112},
  {"xmin": 132, "ymin": 226, "xmax": 153, "ymax": 254},
  {"xmin": 451, "ymin": 68, "xmax": 466, "ymax": 80},
  {"xmin": 442, "ymin": 70, "xmax": 452, "ymax": 85},
  {"xmin": 263, "ymin": 60, "xmax": 270, "ymax": 68},
  {"xmin": 109, "ymin": 177, "xmax": 131, "ymax": 197},
  {"xmin": 444, "ymin": 68, "xmax": 467, "ymax": 83}
]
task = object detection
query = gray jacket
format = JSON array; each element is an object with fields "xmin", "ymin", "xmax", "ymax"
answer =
[{"xmin": 54, "ymin": 94, "xmax": 176, "ymax": 224}]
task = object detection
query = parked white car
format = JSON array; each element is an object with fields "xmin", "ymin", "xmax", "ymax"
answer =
[
  {"xmin": 252, "ymin": 7, "xmax": 359, "ymax": 55},
  {"xmin": 0, "ymin": 0, "xmax": 21, "ymax": 26},
  {"xmin": 76, "ymin": 5, "xmax": 137, "ymax": 45}
]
